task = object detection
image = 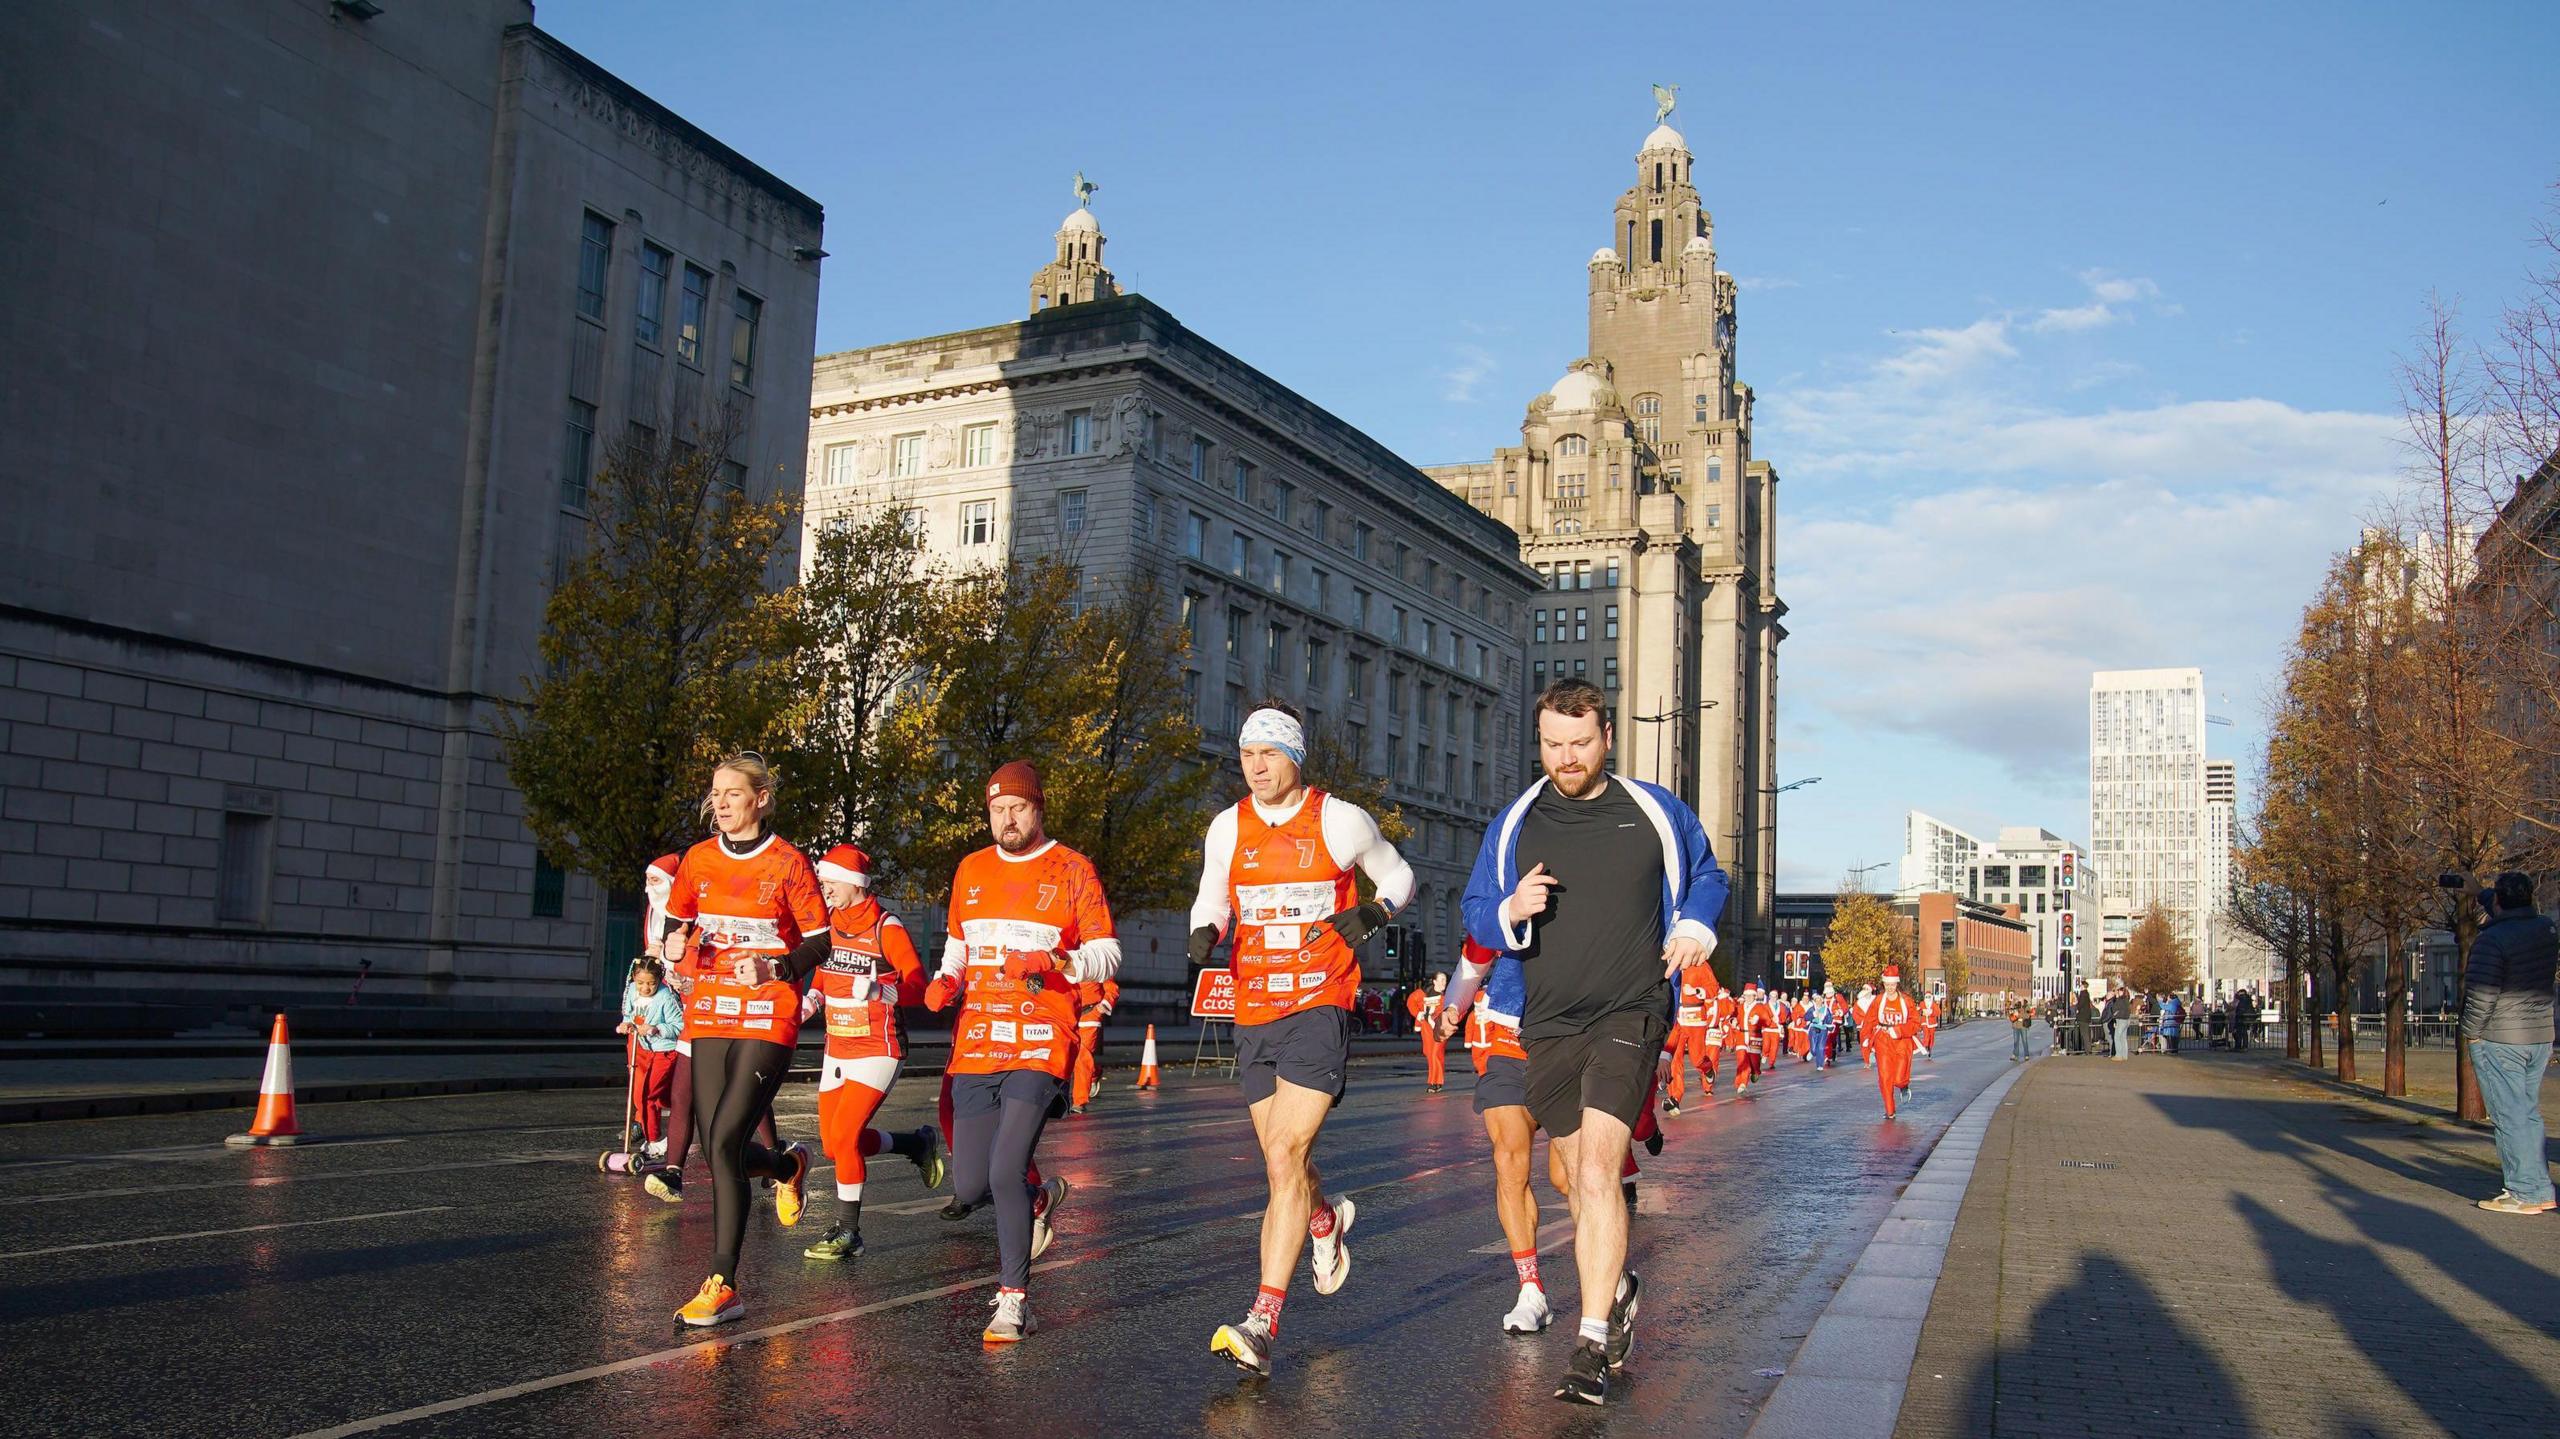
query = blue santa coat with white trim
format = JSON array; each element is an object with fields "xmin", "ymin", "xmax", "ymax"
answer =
[{"xmin": 1460, "ymin": 773, "xmax": 1731, "ymax": 1025}]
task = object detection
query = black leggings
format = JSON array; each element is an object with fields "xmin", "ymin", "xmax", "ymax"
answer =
[
  {"xmin": 658, "ymin": 1048, "xmax": 779, "ymax": 1174},
  {"xmin": 949, "ymin": 1070, "xmax": 1061, "ymax": 1289},
  {"xmin": 691, "ymin": 1036, "xmax": 795, "ymax": 1279}
]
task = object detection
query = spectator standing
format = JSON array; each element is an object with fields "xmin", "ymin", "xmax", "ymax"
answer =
[
  {"xmin": 2072, "ymin": 982, "xmax": 2098, "ymax": 1057},
  {"xmin": 2462, "ymin": 872, "xmax": 2557, "ymax": 1216},
  {"xmin": 2232, "ymin": 989, "xmax": 2257, "ymax": 1052},
  {"xmin": 2105, "ymin": 983, "xmax": 2132, "ymax": 1061},
  {"xmin": 2007, "ymin": 998, "xmax": 2033, "ymax": 1062}
]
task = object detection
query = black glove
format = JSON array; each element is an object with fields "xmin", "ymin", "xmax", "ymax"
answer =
[
  {"xmin": 1320, "ymin": 901, "xmax": 1391, "ymax": 949},
  {"xmin": 1187, "ymin": 925, "xmax": 1221, "ymax": 966}
]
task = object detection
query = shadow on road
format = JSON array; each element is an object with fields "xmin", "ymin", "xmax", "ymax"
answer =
[
  {"xmin": 1943, "ymin": 1252, "xmax": 2248, "ymax": 1436},
  {"xmin": 2234, "ymin": 1194, "xmax": 2560, "ymax": 1430}
]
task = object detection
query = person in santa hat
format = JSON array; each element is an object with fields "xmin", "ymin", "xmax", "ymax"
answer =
[{"xmin": 1869, "ymin": 966, "xmax": 1921, "ymax": 1119}]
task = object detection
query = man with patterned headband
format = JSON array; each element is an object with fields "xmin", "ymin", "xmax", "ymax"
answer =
[{"xmin": 1193, "ymin": 699, "xmax": 1415, "ymax": 1378}]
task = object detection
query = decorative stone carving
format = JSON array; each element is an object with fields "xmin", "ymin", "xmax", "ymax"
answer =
[
  {"xmin": 857, "ymin": 436, "xmax": 886, "ymax": 479},
  {"xmin": 925, "ymin": 422, "xmax": 957, "ymax": 470},
  {"xmin": 1015, "ymin": 411, "xmax": 1056, "ymax": 460},
  {"xmin": 1109, "ymin": 394, "xmax": 1147, "ymax": 456}
]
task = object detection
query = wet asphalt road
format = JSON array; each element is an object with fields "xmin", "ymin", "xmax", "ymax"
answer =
[{"xmin": 0, "ymin": 1024, "xmax": 2013, "ymax": 1439}]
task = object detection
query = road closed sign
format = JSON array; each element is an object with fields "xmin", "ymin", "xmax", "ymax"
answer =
[{"xmin": 1190, "ymin": 968, "xmax": 1235, "ymax": 1019}]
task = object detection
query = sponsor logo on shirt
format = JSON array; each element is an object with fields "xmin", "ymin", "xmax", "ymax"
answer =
[
  {"xmin": 745, "ymin": 1000, "xmax": 775, "ymax": 1016},
  {"xmin": 1023, "ymin": 1023, "xmax": 1055, "ymax": 1041},
  {"xmin": 1019, "ymin": 1047, "xmax": 1052, "ymax": 1061},
  {"xmin": 990, "ymin": 1021, "xmax": 1018, "ymax": 1044},
  {"xmin": 1269, "ymin": 973, "xmax": 1296, "ymax": 994},
  {"xmin": 713, "ymin": 996, "xmax": 742, "ymax": 1017}
]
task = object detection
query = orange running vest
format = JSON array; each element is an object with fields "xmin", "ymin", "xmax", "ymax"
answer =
[
  {"xmin": 1226, "ymin": 791, "xmax": 1360, "ymax": 1028},
  {"xmin": 945, "ymin": 842, "xmax": 1114, "ymax": 1079}
]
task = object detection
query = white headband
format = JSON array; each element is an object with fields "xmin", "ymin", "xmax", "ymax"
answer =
[{"xmin": 1239, "ymin": 708, "xmax": 1305, "ymax": 766}]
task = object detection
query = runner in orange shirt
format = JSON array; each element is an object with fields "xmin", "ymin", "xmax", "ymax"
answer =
[
  {"xmin": 923, "ymin": 761, "xmax": 1118, "ymax": 1344},
  {"xmin": 657, "ymin": 755, "xmax": 828, "ymax": 1327},
  {"xmin": 1192, "ymin": 701, "xmax": 1413, "ymax": 1377},
  {"xmin": 1870, "ymin": 965, "xmax": 1921, "ymax": 1118},
  {"xmin": 798, "ymin": 843, "xmax": 946, "ymax": 1262},
  {"xmin": 1660, "ymin": 960, "xmax": 1722, "ymax": 1114},
  {"xmin": 1410, "ymin": 973, "xmax": 1451, "ymax": 1091}
]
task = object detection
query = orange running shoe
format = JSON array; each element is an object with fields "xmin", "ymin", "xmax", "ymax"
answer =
[
  {"xmin": 675, "ymin": 1273, "xmax": 743, "ymax": 1327},
  {"xmin": 775, "ymin": 1143, "xmax": 811, "ymax": 1227}
]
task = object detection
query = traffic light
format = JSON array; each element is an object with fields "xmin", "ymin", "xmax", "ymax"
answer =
[
  {"xmin": 2059, "ymin": 851, "xmax": 2077, "ymax": 891},
  {"xmin": 1381, "ymin": 925, "xmax": 1402, "ymax": 967}
]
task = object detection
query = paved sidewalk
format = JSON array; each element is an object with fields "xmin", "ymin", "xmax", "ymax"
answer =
[{"xmin": 1899, "ymin": 1048, "xmax": 2559, "ymax": 1438}]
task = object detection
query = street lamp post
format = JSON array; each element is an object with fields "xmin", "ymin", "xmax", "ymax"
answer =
[{"xmin": 1629, "ymin": 697, "xmax": 1717, "ymax": 789}]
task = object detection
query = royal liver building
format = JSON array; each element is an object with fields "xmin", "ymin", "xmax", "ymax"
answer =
[{"xmin": 1425, "ymin": 93, "xmax": 1786, "ymax": 976}]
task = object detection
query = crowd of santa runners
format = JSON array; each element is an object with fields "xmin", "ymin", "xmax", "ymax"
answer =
[{"xmin": 610, "ymin": 678, "xmax": 1952, "ymax": 1406}]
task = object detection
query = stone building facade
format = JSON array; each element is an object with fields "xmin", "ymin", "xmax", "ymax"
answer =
[
  {"xmin": 0, "ymin": 1, "xmax": 823, "ymax": 1032},
  {"xmin": 1963, "ymin": 827, "xmax": 2100, "ymax": 999},
  {"xmin": 804, "ymin": 210, "xmax": 1539, "ymax": 1003},
  {"xmin": 1424, "ymin": 113, "xmax": 1787, "ymax": 978}
]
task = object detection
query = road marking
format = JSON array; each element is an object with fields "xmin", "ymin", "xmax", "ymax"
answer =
[
  {"xmin": 0, "ymin": 1137, "xmax": 414, "ymax": 1174},
  {"xmin": 284, "ymin": 1150, "xmax": 1488, "ymax": 1437},
  {"xmin": 1470, "ymin": 1216, "xmax": 1574, "ymax": 1255},
  {"xmin": 0, "ymin": 1154, "xmax": 551, "ymax": 1207},
  {"xmin": 0, "ymin": 1205, "xmax": 455, "ymax": 1260}
]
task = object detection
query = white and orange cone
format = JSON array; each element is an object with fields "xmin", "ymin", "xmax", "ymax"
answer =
[
  {"xmin": 225, "ymin": 1014, "xmax": 303, "ymax": 1147},
  {"xmin": 1137, "ymin": 1023, "xmax": 1160, "ymax": 1090}
]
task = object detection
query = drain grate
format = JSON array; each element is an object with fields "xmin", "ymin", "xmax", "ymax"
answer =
[{"xmin": 2060, "ymin": 1161, "xmax": 2117, "ymax": 1170}]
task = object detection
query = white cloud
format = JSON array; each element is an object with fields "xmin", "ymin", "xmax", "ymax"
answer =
[
  {"xmin": 1439, "ymin": 343, "xmax": 1496, "ymax": 404},
  {"xmin": 2027, "ymin": 270, "xmax": 2164, "ymax": 334},
  {"xmin": 1736, "ymin": 275, "xmax": 1801, "ymax": 292}
]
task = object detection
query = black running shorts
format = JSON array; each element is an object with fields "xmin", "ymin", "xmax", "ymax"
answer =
[
  {"xmin": 1473, "ymin": 1053, "xmax": 1529, "ymax": 1115},
  {"xmin": 1236, "ymin": 1006, "xmax": 1350, "ymax": 1106},
  {"xmin": 1524, "ymin": 1007, "xmax": 1667, "ymax": 1139}
]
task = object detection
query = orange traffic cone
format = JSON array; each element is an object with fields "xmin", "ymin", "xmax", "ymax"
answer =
[
  {"xmin": 1137, "ymin": 1024, "xmax": 1160, "ymax": 1091},
  {"xmin": 226, "ymin": 1014, "xmax": 303, "ymax": 1147}
]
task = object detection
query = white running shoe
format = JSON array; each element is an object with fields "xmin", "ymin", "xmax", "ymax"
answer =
[
  {"xmin": 1210, "ymin": 1311, "xmax": 1275, "ymax": 1375},
  {"xmin": 1310, "ymin": 1195, "xmax": 1355, "ymax": 1295},
  {"xmin": 1502, "ymin": 1282, "xmax": 1553, "ymax": 1335},
  {"xmin": 1029, "ymin": 1176, "xmax": 1070, "ymax": 1259},
  {"xmin": 982, "ymin": 1288, "xmax": 1034, "ymax": 1344}
]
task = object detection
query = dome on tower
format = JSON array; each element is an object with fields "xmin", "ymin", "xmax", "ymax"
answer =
[
  {"xmin": 1683, "ymin": 233, "xmax": 1713, "ymax": 256},
  {"xmin": 1059, "ymin": 207, "xmax": 1101, "ymax": 234},
  {"xmin": 1544, "ymin": 363, "xmax": 1619, "ymax": 412},
  {"xmin": 1640, "ymin": 122, "xmax": 1687, "ymax": 154},
  {"xmin": 1589, "ymin": 247, "xmax": 1619, "ymax": 267}
]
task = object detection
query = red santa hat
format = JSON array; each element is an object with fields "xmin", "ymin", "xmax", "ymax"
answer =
[
  {"xmin": 644, "ymin": 853, "xmax": 681, "ymax": 892},
  {"xmin": 1882, "ymin": 964, "xmax": 1902, "ymax": 979},
  {"xmin": 816, "ymin": 843, "xmax": 873, "ymax": 888}
]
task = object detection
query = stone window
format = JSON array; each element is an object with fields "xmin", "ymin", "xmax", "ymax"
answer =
[
  {"xmin": 1347, "ymin": 653, "xmax": 1369, "ymax": 700},
  {"xmin": 1635, "ymin": 394, "xmax": 1661, "ymax": 417},
  {"xmin": 1060, "ymin": 488, "xmax": 1087, "ymax": 537},
  {"xmin": 1605, "ymin": 656, "xmax": 1620, "ymax": 691},
  {"xmin": 1065, "ymin": 411, "xmax": 1093, "ymax": 456},
  {"xmin": 1268, "ymin": 548, "xmax": 1289, "ymax": 593},
  {"xmin": 1707, "ymin": 456, "xmax": 1723, "ymax": 485},
  {"xmin": 1272, "ymin": 481, "xmax": 1293, "ymax": 525},
  {"xmin": 963, "ymin": 423, "xmax": 997, "ymax": 467},
  {"xmin": 218, "ymin": 812, "xmax": 274, "ymax": 924},
  {"xmin": 1267, "ymin": 622, "xmax": 1286, "ymax": 671},
  {"xmin": 1705, "ymin": 504, "xmax": 1722, "ymax": 530},
  {"xmin": 1605, "ymin": 604, "xmax": 1620, "ymax": 639},
  {"xmin": 1695, "ymin": 394, "xmax": 1711, "ymax": 424},
  {"xmin": 1533, "ymin": 612, "xmax": 1547, "ymax": 645},
  {"xmin": 825, "ymin": 442, "xmax": 858, "ymax": 487},
  {"xmin": 561, "ymin": 400, "xmax": 596, "ymax": 511},
  {"xmin": 1574, "ymin": 609, "xmax": 1588, "ymax": 641},
  {"xmin": 1556, "ymin": 435, "xmax": 1589, "ymax": 459},
  {"xmin": 533, "ymin": 855, "xmax": 566, "ymax": 918},
  {"xmin": 1191, "ymin": 436, "xmax": 1211, "ymax": 483},
  {"xmin": 1225, "ymin": 684, "xmax": 1245, "ymax": 733},
  {"xmin": 1229, "ymin": 532, "xmax": 1249, "ymax": 578},
  {"xmin": 1133, "ymin": 491, "xmax": 1155, "ymax": 541},
  {"xmin": 1305, "ymin": 637, "xmax": 1328, "ymax": 691},
  {"xmin": 1606, "ymin": 558, "xmax": 1622, "ymax": 588},
  {"xmin": 677, "ymin": 264, "xmax": 710, "ymax": 367},
  {"xmin": 1185, "ymin": 512, "xmax": 1208, "ymax": 559},
  {"xmin": 1181, "ymin": 592, "xmax": 1202, "ymax": 645},
  {"xmin": 1226, "ymin": 607, "xmax": 1246, "ymax": 658},
  {"xmin": 1232, "ymin": 459, "xmax": 1252, "ymax": 502},
  {"xmin": 576, "ymin": 211, "xmax": 613, "ymax": 321},
  {"xmin": 729, "ymin": 289, "xmax": 761, "ymax": 389},
  {"xmin": 1351, "ymin": 586, "xmax": 1372, "ymax": 629},
  {"xmin": 892, "ymin": 434, "xmax": 924, "ymax": 478},
  {"xmin": 960, "ymin": 500, "xmax": 995, "ymax": 546},
  {"xmin": 1353, "ymin": 522, "xmax": 1372, "ymax": 561},
  {"xmin": 635, "ymin": 243, "xmax": 670, "ymax": 347}
]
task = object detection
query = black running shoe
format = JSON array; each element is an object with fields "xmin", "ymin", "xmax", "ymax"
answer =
[
  {"xmin": 1642, "ymin": 1128, "xmax": 1664, "ymax": 1157},
  {"xmin": 1555, "ymin": 1339, "xmax": 1610, "ymax": 1405},
  {"xmin": 1606, "ymin": 1271, "xmax": 1641, "ymax": 1370},
  {"xmin": 939, "ymin": 1196, "xmax": 971, "ymax": 1222}
]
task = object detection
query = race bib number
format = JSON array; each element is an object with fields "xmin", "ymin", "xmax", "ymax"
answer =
[
  {"xmin": 826, "ymin": 1001, "xmax": 871, "ymax": 1039},
  {"xmin": 1237, "ymin": 881, "xmax": 1334, "ymax": 928},
  {"xmin": 961, "ymin": 918, "xmax": 1065, "ymax": 959}
]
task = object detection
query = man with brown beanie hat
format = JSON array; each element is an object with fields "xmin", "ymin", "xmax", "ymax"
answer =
[{"xmin": 924, "ymin": 760, "xmax": 1118, "ymax": 1342}]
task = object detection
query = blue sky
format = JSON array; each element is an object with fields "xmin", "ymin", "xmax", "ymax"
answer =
[{"xmin": 541, "ymin": 0, "xmax": 2559, "ymax": 887}]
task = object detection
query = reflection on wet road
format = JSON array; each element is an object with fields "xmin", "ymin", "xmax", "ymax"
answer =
[{"xmin": 0, "ymin": 1026, "xmax": 2011, "ymax": 1438}]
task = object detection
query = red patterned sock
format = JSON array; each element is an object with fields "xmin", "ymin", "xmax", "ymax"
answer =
[
  {"xmin": 1251, "ymin": 1283, "xmax": 1286, "ymax": 1334},
  {"xmin": 1512, "ymin": 1249, "xmax": 1540, "ymax": 1289},
  {"xmin": 1307, "ymin": 1198, "xmax": 1337, "ymax": 1239}
]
